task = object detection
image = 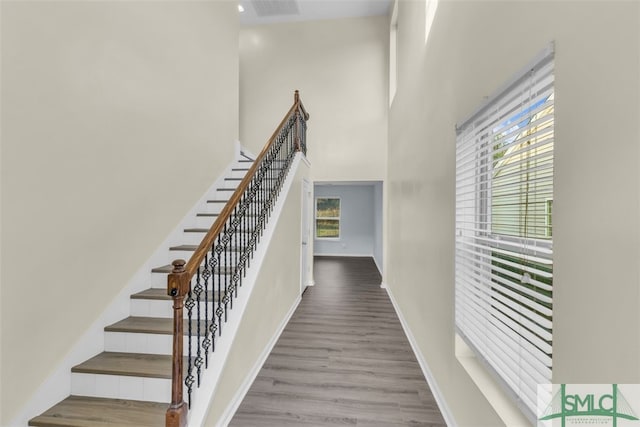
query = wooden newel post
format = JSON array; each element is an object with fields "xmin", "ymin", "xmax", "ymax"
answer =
[
  {"xmin": 293, "ymin": 90, "xmax": 301, "ymax": 151},
  {"xmin": 166, "ymin": 259, "xmax": 189, "ymax": 427}
]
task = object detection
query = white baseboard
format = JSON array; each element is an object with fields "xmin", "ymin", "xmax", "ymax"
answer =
[
  {"xmin": 372, "ymin": 255, "xmax": 383, "ymax": 276},
  {"xmin": 216, "ymin": 294, "xmax": 302, "ymax": 427},
  {"xmin": 313, "ymin": 252, "xmax": 374, "ymax": 258},
  {"xmin": 383, "ymin": 283, "xmax": 456, "ymax": 427}
]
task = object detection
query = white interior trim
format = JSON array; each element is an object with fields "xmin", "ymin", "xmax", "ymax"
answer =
[
  {"xmin": 215, "ymin": 294, "xmax": 302, "ymax": 427},
  {"xmin": 455, "ymin": 335, "xmax": 531, "ymax": 427},
  {"xmin": 313, "ymin": 253, "xmax": 374, "ymax": 258},
  {"xmin": 384, "ymin": 283, "xmax": 456, "ymax": 427},
  {"xmin": 372, "ymin": 254, "xmax": 383, "ymax": 276}
]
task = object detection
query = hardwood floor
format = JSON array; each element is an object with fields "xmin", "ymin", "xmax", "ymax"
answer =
[{"xmin": 230, "ymin": 256, "xmax": 446, "ymax": 426}]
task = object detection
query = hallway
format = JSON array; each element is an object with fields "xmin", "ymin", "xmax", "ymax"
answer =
[{"xmin": 230, "ymin": 256, "xmax": 446, "ymax": 426}]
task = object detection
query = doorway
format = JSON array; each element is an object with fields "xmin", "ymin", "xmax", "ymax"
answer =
[{"xmin": 300, "ymin": 178, "xmax": 313, "ymax": 294}]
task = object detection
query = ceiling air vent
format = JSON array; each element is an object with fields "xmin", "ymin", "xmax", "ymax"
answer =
[{"xmin": 250, "ymin": 0, "xmax": 300, "ymax": 17}]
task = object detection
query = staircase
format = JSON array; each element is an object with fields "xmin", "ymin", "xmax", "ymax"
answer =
[
  {"xmin": 27, "ymin": 91, "xmax": 308, "ymax": 427},
  {"xmin": 28, "ymin": 157, "xmax": 256, "ymax": 427}
]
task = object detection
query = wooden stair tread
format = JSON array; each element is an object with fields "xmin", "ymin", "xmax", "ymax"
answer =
[
  {"xmin": 169, "ymin": 243, "xmax": 247, "ymax": 250},
  {"xmin": 150, "ymin": 264, "xmax": 172, "ymax": 273},
  {"xmin": 151, "ymin": 264, "xmax": 236, "ymax": 274},
  {"xmin": 131, "ymin": 288, "xmax": 217, "ymax": 302},
  {"xmin": 105, "ymin": 316, "xmax": 209, "ymax": 335},
  {"xmin": 206, "ymin": 199, "xmax": 229, "ymax": 203},
  {"xmin": 184, "ymin": 228, "xmax": 212, "ymax": 233},
  {"xmin": 184, "ymin": 227, "xmax": 255, "ymax": 233},
  {"xmin": 169, "ymin": 244, "xmax": 198, "ymax": 251},
  {"xmin": 29, "ymin": 395, "xmax": 166, "ymax": 427},
  {"xmin": 196, "ymin": 212, "xmax": 219, "ymax": 217},
  {"xmin": 71, "ymin": 352, "xmax": 180, "ymax": 378},
  {"xmin": 224, "ymin": 177, "xmax": 279, "ymax": 181},
  {"xmin": 131, "ymin": 288, "xmax": 172, "ymax": 300}
]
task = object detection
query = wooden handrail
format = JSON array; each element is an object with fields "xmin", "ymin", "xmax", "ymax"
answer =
[
  {"xmin": 166, "ymin": 90, "xmax": 308, "ymax": 427},
  {"xmin": 183, "ymin": 90, "xmax": 307, "ymax": 281}
]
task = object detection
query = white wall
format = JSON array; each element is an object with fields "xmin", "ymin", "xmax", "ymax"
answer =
[
  {"xmin": 204, "ymin": 159, "xmax": 309, "ymax": 425},
  {"xmin": 373, "ymin": 181, "xmax": 383, "ymax": 274},
  {"xmin": 239, "ymin": 16, "xmax": 388, "ymax": 182},
  {"xmin": 314, "ymin": 184, "xmax": 378, "ymax": 261},
  {"xmin": 387, "ymin": 1, "xmax": 639, "ymax": 426},
  {"xmin": 0, "ymin": 2, "xmax": 238, "ymax": 423}
]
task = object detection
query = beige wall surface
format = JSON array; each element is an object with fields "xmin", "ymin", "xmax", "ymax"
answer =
[
  {"xmin": 204, "ymin": 159, "xmax": 308, "ymax": 425},
  {"xmin": 387, "ymin": 0, "xmax": 640, "ymax": 425},
  {"xmin": 0, "ymin": 1, "xmax": 238, "ymax": 423},
  {"xmin": 240, "ymin": 16, "xmax": 388, "ymax": 182}
]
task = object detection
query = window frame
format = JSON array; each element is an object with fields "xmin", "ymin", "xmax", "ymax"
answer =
[
  {"xmin": 545, "ymin": 198, "xmax": 553, "ymax": 237},
  {"xmin": 425, "ymin": 0, "xmax": 439, "ymax": 44},
  {"xmin": 454, "ymin": 44, "xmax": 555, "ymax": 424},
  {"xmin": 314, "ymin": 197, "xmax": 341, "ymax": 240},
  {"xmin": 389, "ymin": 0, "xmax": 398, "ymax": 106}
]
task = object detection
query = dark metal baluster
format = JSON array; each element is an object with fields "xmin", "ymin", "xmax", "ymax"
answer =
[
  {"xmin": 194, "ymin": 267, "xmax": 203, "ymax": 385},
  {"xmin": 184, "ymin": 283, "xmax": 195, "ymax": 407},
  {"xmin": 223, "ymin": 224, "xmax": 229, "ymax": 323},
  {"xmin": 202, "ymin": 254, "xmax": 211, "ymax": 367},
  {"xmin": 241, "ymin": 194, "xmax": 246, "ymax": 282},
  {"xmin": 209, "ymin": 245, "xmax": 217, "ymax": 352},
  {"xmin": 229, "ymin": 208, "xmax": 240, "ymax": 310},
  {"xmin": 216, "ymin": 235, "xmax": 223, "ymax": 336},
  {"xmin": 234, "ymin": 205, "xmax": 239, "ymax": 296}
]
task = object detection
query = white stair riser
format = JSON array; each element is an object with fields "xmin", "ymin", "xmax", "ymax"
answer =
[
  {"xmin": 194, "ymin": 215, "xmax": 217, "ymax": 229},
  {"xmin": 215, "ymin": 189, "xmax": 237, "ymax": 199},
  {"xmin": 131, "ymin": 298, "xmax": 223, "ymax": 319},
  {"xmin": 71, "ymin": 373, "xmax": 173, "ymax": 403},
  {"xmin": 150, "ymin": 271, "xmax": 170, "ymax": 288},
  {"xmin": 104, "ymin": 331, "xmax": 218, "ymax": 356},
  {"xmin": 202, "ymin": 202, "xmax": 225, "ymax": 214},
  {"xmin": 181, "ymin": 232, "xmax": 207, "ymax": 246},
  {"xmin": 166, "ymin": 249, "xmax": 196, "ymax": 264},
  {"xmin": 131, "ymin": 298, "xmax": 174, "ymax": 318},
  {"xmin": 221, "ymin": 180, "xmax": 241, "ymax": 189},
  {"xmin": 150, "ymin": 270, "xmax": 236, "ymax": 288},
  {"xmin": 230, "ymin": 170, "xmax": 249, "ymax": 179},
  {"xmin": 165, "ymin": 248, "xmax": 248, "ymax": 264}
]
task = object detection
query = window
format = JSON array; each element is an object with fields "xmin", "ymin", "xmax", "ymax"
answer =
[
  {"xmin": 455, "ymin": 45, "xmax": 554, "ymax": 423},
  {"xmin": 545, "ymin": 199, "xmax": 553, "ymax": 237},
  {"xmin": 425, "ymin": 0, "xmax": 438, "ymax": 44},
  {"xmin": 389, "ymin": 0, "xmax": 398, "ymax": 106},
  {"xmin": 315, "ymin": 197, "xmax": 340, "ymax": 239}
]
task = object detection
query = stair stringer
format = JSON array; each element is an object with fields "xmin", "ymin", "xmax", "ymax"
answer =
[
  {"xmin": 186, "ymin": 152, "xmax": 305, "ymax": 427},
  {"xmin": 10, "ymin": 143, "xmax": 248, "ymax": 427}
]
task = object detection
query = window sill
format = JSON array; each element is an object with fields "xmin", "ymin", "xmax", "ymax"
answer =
[{"xmin": 455, "ymin": 334, "xmax": 532, "ymax": 427}]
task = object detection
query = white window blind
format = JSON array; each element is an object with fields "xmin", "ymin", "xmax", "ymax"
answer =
[{"xmin": 455, "ymin": 45, "xmax": 554, "ymax": 423}]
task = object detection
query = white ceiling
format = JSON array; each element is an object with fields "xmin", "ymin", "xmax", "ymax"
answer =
[{"xmin": 239, "ymin": 0, "xmax": 393, "ymax": 26}]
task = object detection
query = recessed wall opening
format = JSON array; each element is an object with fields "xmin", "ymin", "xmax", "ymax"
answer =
[{"xmin": 313, "ymin": 181, "xmax": 383, "ymax": 275}]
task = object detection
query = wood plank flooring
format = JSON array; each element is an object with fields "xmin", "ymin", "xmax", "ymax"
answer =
[{"xmin": 230, "ymin": 256, "xmax": 447, "ymax": 426}]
